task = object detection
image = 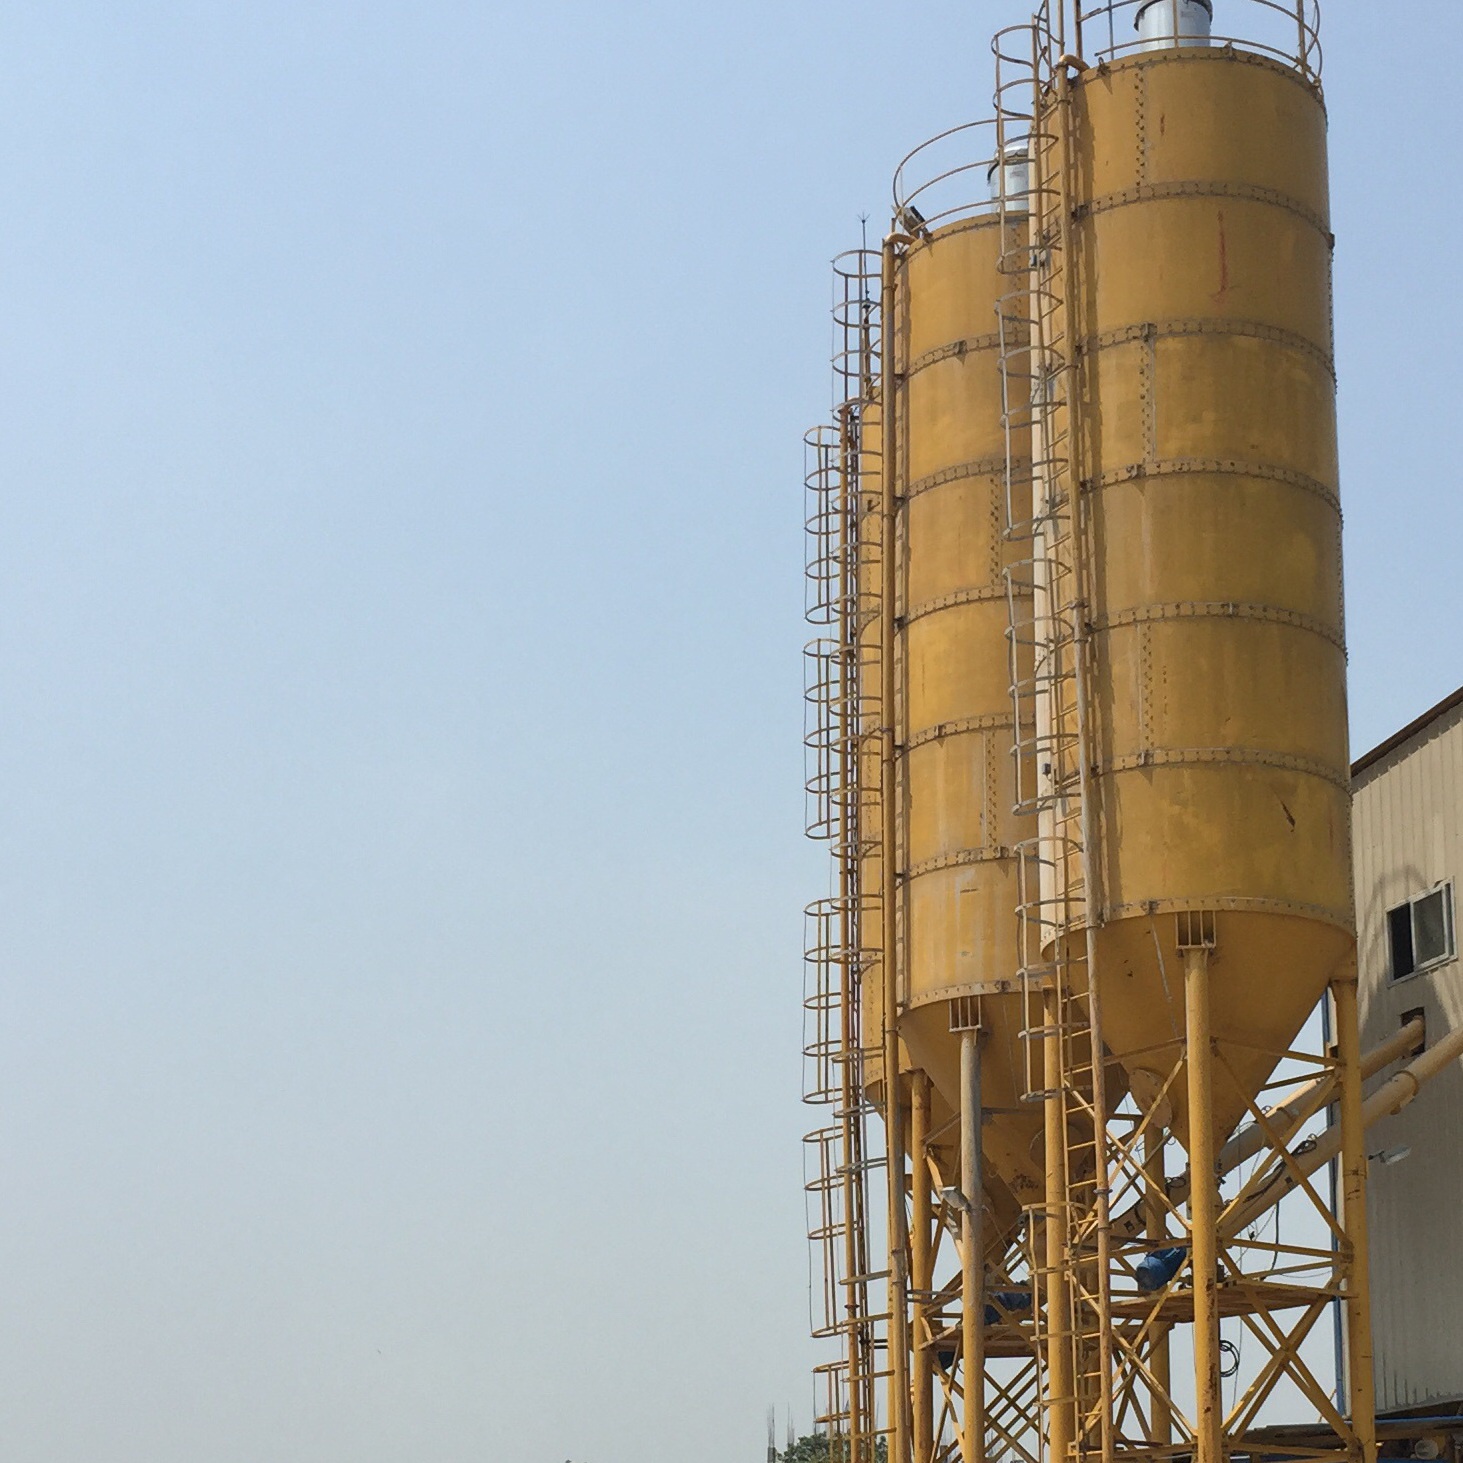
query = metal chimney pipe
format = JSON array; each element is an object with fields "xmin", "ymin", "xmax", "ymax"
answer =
[{"xmin": 1135, "ymin": 0, "xmax": 1213, "ymax": 50}]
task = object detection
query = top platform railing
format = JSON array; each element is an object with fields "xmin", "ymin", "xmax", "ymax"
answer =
[
  {"xmin": 895, "ymin": 2, "xmax": 1322, "ymax": 242},
  {"xmin": 892, "ymin": 118, "xmax": 1031, "ymax": 237},
  {"xmin": 1057, "ymin": 1, "xmax": 1322, "ymax": 86}
]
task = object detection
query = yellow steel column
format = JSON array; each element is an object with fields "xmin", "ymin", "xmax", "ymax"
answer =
[
  {"xmin": 841, "ymin": 925, "xmax": 868, "ymax": 1463},
  {"xmin": 881, "ymin": 230, "xmax": 911, "ymax": 1463},
  {"xmin": 1144, "ymin": 1126, "xmax": 1172, "ymax": 1446},
  {"xmin": 1185, "ymin": 946, "xmax": 1222, "ymax": 1463},
  {"xmin": 1333, "ymin": 969, "xmax": 1378, "ymax": 1463},
  {"xmin": 912, "ymin": 1073, "xmax": 934, "ymax": 1463},
  {"xmin": 960, "ymin": 1030, "xmax": 986, "ymax": 1463},
  {"xmin": 837, "ymin": 390, "xmax": 867, "ymax": 1463},
  {"xmin": 1042, "ymin": 987, "xmax": 1073, "ymax": 1463}
]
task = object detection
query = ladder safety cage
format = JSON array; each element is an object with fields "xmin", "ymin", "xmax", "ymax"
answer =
[
  {"xmin": 803, "ymin": 244, "xmax": 888, "ymax": 1462},
  {"xmin": 995, "ymin": 11, "xmax": 1121, "ymax": 1462},
  {"xmin": 884, "ymin": 118, "xmax": 1056, "ymax": 1463}
]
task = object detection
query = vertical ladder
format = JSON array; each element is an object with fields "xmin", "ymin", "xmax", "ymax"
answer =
[
  {"xmin": 994, "ymin": 10, "xmax": 1115, "ymax": 1463},
  {"xmin": 802, "ymin": 248, "xmax": 887, "ymax": 1463}
]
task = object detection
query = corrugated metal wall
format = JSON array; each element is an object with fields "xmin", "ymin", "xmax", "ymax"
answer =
[{"xmin": 1354, "ymin": 696, "xmax": 1463, "ymax": 1414}]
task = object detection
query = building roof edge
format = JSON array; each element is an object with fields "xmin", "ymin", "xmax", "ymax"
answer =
[{"xmin": 1352, "ymin": 684, "xmax": 1463, "ymax": 781}]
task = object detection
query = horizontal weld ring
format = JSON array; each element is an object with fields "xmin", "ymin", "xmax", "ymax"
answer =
[
  {"xmin": 1083, "ymin": 318, "xmax": 1334, "ymax": 380},
  {"xmin": 1075, "ymin": 180, "xmax": 1331, "ymax": 241},
  {"xmin": 1105, "ymin": 895, "xmax": 1354, "ymax": 932},
  {"xmin": 1092, "ymin": 600, "xmax": 1344, "ymax": 651},
  {"xmin": 905, "ymin": 585, "xmax": 1007, "ymax": 624},
  {"xmin": 905, "ymin": 847, "xmax": 1013, "ymax": 879},
  {"xmin": 1097, "ymin": 746, "xmax": 1349, "ymax": 792},
  {"xmin": 907, "ymin": 714, "xmax": 1014, "ymax": 751},
  {"xmin": 1084, "ymin": 458, "xmax": 1339, "ymax": 509},
  {"xmin": 905, "ymin": 456, "xmax": 1009, "ymax": 501},
  {"xmin": 905, "ymin": 333, "xmax": 1003, "ymax": 378}
]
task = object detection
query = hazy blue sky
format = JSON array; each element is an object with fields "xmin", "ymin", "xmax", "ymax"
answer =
[{"xmin": 0, "ymin": 4, "xmax": 1456, "ymax": 1462}]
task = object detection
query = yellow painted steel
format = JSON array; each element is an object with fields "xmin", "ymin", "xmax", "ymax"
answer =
[
  {"xmin": 806, "ymin": 22, "xmax": 1388, "ymax": 1463},
  {"xmin": 892, "ymin": 214, "xmax": 1045, "ymax": 1215},
  {"xmin": 1065, "ymin": 49, "xmax": 1351, "ymax": 1154},
  {"xmin": 857, "ymin": 391, "xmax": 891, "ymax": 1105}
]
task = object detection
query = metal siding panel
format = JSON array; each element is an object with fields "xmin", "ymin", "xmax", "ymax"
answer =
[{"xmin": 1355, "ymin": 706, "xmax": 1463, "ymax": 1412}]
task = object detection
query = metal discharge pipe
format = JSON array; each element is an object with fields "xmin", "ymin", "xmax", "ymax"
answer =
[
  {"xmin": 1225, "ymin": 1020, "xmax": 1463, "ymax": 1237},
  {"xmin": 1217, "ymin": 1016, "xmax": 1424, "ymax": 1174},
  {"xmin": 1112, "ymin": 1016, "xmax": 1426, "ymax": 1244}
]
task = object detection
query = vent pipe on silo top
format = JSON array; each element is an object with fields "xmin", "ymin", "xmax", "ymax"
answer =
[
  {"xmin": 986, "ymin": 145, "xmax": 1030, "ymax": 208},
  {"xmin": 1135, "ymin": 0, "xmax": 1213, "ymax": 50}
]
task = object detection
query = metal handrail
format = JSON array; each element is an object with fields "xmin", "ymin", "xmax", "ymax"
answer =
[
  {"xmin": 1071, "ymin": 0, "xmax": 1322, "ymax": 84},
  {"xmin": 892, "ymin": 118, "xmax": 1033, "ymax": 234}
]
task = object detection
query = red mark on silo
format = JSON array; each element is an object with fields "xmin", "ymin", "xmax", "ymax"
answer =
[{"xmin": 1213, "ymin": 210, "xmax": 1229, "ymax": 306}]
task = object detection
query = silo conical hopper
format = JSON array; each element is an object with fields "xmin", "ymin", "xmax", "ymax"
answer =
[
  {"xmin": 1057, "ymin": 42, "xmax": 1352, "ymax": 1156},
  {"xmin": 861, "ymin": 926, "xmax": 1029, "ymax": 1266}
]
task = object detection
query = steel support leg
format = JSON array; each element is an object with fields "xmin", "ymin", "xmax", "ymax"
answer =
[
  {"xmin": 881, "ymin": 230, "xmax": 911, "ymax": 1463},
  {"xmin": 912, "ymin": 1072, "xmax": 934, "ymax": 1463},
  {"xmin": 1333, "ymin": 970, "xmax": 1378, "ymax": 1463},
  {"xmin": 1185, "ymin": 946, "xmax": 1222, "ymax": 1463},
  {"xmin": 1043, "ymin": 988, "xmax": 1073, "ymax": 1463},
  {"xmin": 961, "ymin": 1031, "xmax": 986, "ymax": 1463}
]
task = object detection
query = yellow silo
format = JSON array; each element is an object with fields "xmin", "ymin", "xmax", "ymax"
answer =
[
  {"xmin": 891, "ymin": 180, "xmax": 1043, "ymax": 1206},
  {"xmin": 804, "ymin": 9, "xmax": 1383, "ymax": 1463},
  {"xmin": 1061, "ymin": 33, "xmax": 1350, "ymax": 1157},
  {"xmin": 1009, "ymin": 9, "xmax": 1375, "ymax": 1463},
  {"xmin": 884, "ymin": 163, "xmax": 1042, "ymax": 1463}
]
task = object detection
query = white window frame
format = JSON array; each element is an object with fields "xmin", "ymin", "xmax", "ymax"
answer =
[{"xmin": 1387, "ymin": 880, "xmax": 1456, "ymax": 984}]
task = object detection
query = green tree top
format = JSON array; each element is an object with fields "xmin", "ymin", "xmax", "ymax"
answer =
[{"xmin": 777, "ymin": 1433, "xmax": 887, "ymax": 1463}]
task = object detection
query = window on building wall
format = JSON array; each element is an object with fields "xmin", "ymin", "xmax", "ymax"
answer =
[{"xmin": 1387, "ymin": 882, "xmax": 1456, "ymax": 982}]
